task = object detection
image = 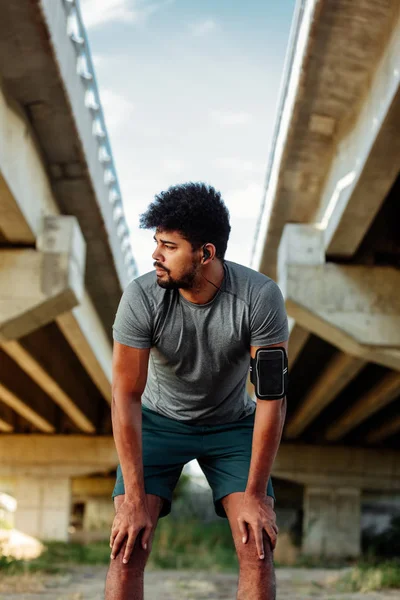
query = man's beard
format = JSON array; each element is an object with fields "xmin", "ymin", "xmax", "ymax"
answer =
[{"xmin": 154, "ymin": 261, "xmax": 199, "ymax": 290}]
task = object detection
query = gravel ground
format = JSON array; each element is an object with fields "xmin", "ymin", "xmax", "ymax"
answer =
[{"xmin": 0, "ymin": 566, "xmax": 399, "ymax": 599}]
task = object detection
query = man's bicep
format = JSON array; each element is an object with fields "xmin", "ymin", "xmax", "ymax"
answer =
[
  {"xmin": 112, "ymin": 341, "xmax": 150, "ymax": 396},
  {"xmin": 112, "ymin": 281, "xmax": 153, "ymax": 348},
  {"xmin": 250, "ymin": 281, "xmax": 289, "ymax": 347}
]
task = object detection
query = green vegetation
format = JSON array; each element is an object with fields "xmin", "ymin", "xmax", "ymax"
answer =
[
  {"xmin": 0, "ymin": 517, "xmax": 237, "ymax": 575},
  {"xmin": 0, "ymin": 541, "xmax": 111, "ymax": 575},
  {"xmin": 336, "ymin": 559, "xmax": 400, "ymax": 592},
  {"xmin": 150, "ymin": 517, "xmax": 237, "ymax": 570},
  {"xmin": 282, "ymin": 554, "xmax": 352, "ymax": 569},
  {"xmin": 1, "ymin": 518, "xmax": 400, "ymax": 593}
]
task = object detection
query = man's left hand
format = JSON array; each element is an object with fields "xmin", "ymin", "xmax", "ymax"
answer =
[{"xmin": 237, "ymin": 492, "xmax": 278, "ymax": 559}]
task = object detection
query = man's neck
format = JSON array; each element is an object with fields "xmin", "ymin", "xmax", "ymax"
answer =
[{"xmin": 179, "ymin": 261, "xmax": 225, "ymax": 305}]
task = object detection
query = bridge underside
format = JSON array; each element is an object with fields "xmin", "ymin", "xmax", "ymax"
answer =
[
  {"xmin": 0, "ymin": 0, "xmax": 399, "ymax": 558},
  {"xmin": 254, "ymin": 0, "xmax": 400, "ymax": 453},
  {"xmin": 285, "ymin": 180, "xmax": 400, "ymax": 451},
  {"xmin": 0, "ymin": 0, "xmax": 122, "ymax": 437}
]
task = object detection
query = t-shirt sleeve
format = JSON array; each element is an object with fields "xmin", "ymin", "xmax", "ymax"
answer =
[
  {"xmin": 112, "ymin": 281, "xmax": 153, "ymax": 348},
  {"xmin": 250, "ymin": 280, "xmax": 289, "ymax": 347}
]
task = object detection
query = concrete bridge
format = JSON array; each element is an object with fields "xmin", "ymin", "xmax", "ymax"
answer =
[
  {"xmin": 0, "ymin": 0, "xmax": 399, "ymax": 559},
  {"xmin": 0, "ymin": 0, "xmax": 137, "ymax": 541},
  {"xmin": 251, "ymin": 0, "xmax": 400, "ymax": 556}
]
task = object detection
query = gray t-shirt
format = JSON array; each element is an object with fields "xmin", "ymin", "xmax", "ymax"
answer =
[{"xmin": 113, "ymin": 260, "xmax": 288, "ymax": 425}]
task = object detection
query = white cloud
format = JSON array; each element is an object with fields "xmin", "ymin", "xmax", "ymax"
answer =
[
  {"xmin": 210, "ymin": 110, "xmax": 253, "ymax": 126},
  {"xmin": 80, "ymin": 0, "xmax": 135, "ymax": 28},
  {"xmin": 80, "ymin": 0, "xmax": 173, "ymax": 30},
  {"xmin": 214, "ymin": 158, "xmax": 265, "ymax": 175},
  {"xmin": 99, "ymin": 89, "xmax": 135, "ymax": 134},
  {"xmin": 189, "ymin": 19, "xmax": 217, "ymax": 37},
  {"xmin": 224, "ymin": 183, "xmax": 264, "ymax": 220}
]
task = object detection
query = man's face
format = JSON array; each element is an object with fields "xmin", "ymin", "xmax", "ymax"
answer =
[{"xmin": 152, "ymin": 230, "xmax": 201, "ymax": 290}]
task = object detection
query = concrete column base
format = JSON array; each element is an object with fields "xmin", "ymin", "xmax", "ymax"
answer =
[
  {"xmin": 302, "ymin": 486, "xmax": 361, "ymax": 557},
  {"xmin": 14, "ymin": 476, "xmax": 71, "ymax": 541}
]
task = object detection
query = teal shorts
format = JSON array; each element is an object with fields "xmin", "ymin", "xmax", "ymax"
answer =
[{"xmin": 112, "ymin": 405, "xmax": 275, "ymax": 518}]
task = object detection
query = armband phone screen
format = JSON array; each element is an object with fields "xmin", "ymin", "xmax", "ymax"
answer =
[{"xmin": 257, "ymin": 354, "xmax": 284, "ymax": 396}]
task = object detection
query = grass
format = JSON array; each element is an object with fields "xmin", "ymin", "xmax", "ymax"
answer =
[
  {"xmin": 0, "ymin": 517, "xmax": 237, "ymax": 575},
  {"xmin": 149, "ymin": 517, "xmax": 237, "ymax": 571},
  {"xmin": 283, "ymin": 554, "xmax": 354, "ymax": 569},
  {"xmin": 1, "ymin": 519, "xmax": 400, "ymax": 593},
  {"xmin": 336, "ymin": 559, "xmax": 400, "ymax": 592},
  {"xmin": 0, "ymin": 541, "xmax": 111, "ymax": 575}
]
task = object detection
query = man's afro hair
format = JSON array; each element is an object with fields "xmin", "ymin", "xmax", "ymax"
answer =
[{"xmin": 139, "ymin": 182, "xmax": 231, "ymax": 260}]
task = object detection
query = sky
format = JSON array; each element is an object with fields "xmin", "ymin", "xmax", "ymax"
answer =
[{"xmin": 79, "ymin": 0, "xmax": 296, "ymax": 276}]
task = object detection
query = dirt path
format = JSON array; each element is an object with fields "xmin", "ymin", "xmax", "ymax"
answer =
[{"xmin": 0, "ymin": 566, "xmax": 398, "ymax": 599}]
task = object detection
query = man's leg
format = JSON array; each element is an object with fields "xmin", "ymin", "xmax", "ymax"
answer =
[
  {"xmin": 105, "ymin": 493, "xmax": 164, "ymax": 600},
  {"xmin": 222, "ymin": 492, "xmax": 276, "ymax": 600}
]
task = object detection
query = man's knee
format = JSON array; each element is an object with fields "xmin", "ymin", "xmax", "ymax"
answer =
[
  {"xmin": 236, "ymin": 531, "xmax": 274, "ymax": 571},
  {"xmin": 111, "ymin": 538, "xmax": 152, "ymax": 574}
]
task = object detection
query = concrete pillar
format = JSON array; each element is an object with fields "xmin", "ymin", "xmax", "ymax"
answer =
[
  {"xmin": 83, "ymin": 498, "xmax": 114, "ymax": 533},
  {"xmin": 14, "ymin": 476, "xmax": 71, "ymax": 541},
  {"xmin": 302, "ymin": 486, "xmax": 361, "ymax": 557}
]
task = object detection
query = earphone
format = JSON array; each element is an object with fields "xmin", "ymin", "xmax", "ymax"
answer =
[
  {"xmin": 202, "ymin": 246, "xmax": 211, "ymax": 262},
  {"xmin": 201, "ymin": 245, "xmax": 220, "ymax": 291}
]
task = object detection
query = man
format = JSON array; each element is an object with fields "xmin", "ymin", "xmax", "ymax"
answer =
[{"xmin": 105, "ymin": 182, "xmax": 288, "ymax": 600}]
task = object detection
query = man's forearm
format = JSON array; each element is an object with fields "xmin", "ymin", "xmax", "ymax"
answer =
[
  {"xmin": 246, "ymin": 398, "xmax": 287, "ymax": 496},
  {"xmin": 112, "ymin": 391, "xmax": 146, "ymax": 502}
]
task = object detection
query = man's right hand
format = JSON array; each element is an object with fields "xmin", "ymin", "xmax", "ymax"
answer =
[{"xmin": 110, "ymin": 499, "xmax": 153, "ymax": 564}]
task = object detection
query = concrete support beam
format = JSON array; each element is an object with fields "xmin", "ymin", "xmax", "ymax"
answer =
[
  {"xmin": 57, "ymin": 292, "xmax": 112, "ymax": 404},
  {"xmin": 0, "ymin": 381, "xmax": 54, "ymax": 433},
  {"xmin": 0, "ymin": 435, "xmax": 117, "ymax": 477},
  {"xmin": 0, "ymin": 182, "xmax": 111, "ymax": 403},
  {"xmin": 0, "ymin": 83, "xmax": 59, "ymax": 243},
  {"xmin": 326, "ymin": 372, "xmax": 400, "ymax": 441},
  {"xmin": 273, "ymin": 444, "xmax": 400, "ymax": 491},
  {"xmin": 1, "ymin": 439, "xmax": 399, "ymax": 491},
  {"xmin": 0, "ymin": 82, "xmax": 112, "ymax": 404},
  {"xmin": 0, "ymin": 403, "xmax": 14, "ymax": 432},
  {"xmin": 40, "ymin": 0, "xmax": 131, "ymax": 290},
  {"xmin": 285, "ymin": 353, "xmax": 366, "ymax": 439},
  {"xmin": 278, "ymin": 224, "xmax": 326, "ymax": 292},
  {"xmin": 1, "ymin": 476, "xmax": 116, "ymax": 499},
  {"xmin": 287, "ymin": 302, "xmax": 400, "ymax": 372},
  {"xmin": 72, "ymin": 477, "xmax": 115, "ymax": 498},
  {"xmin": 302, "ymin": 486, "xmax": 361, "ymax": 557},
  {"xmin": 367, "ymin": 415, "xmax": 400, "ymax": 444},
  {"xmin": 251, "ymin": 0, "xmax": 321, "ymax": 279},
  {"xmin": 288, "ymin": 318, "xmax": 310, "ymax": 367},
  {"xmin": 318, "ymin": 13, "xmax": 400, "ymax": 257},
  {"xmin": 0, "ymin": 341, "xmax": 95, "ymax": 434},
  {"xmin": 279, "ymin": 225, "xmax": 400, "ymax": 371},
  {"xmin": 14, "ymin": 476, "xmax": 71, "ymax": 541},
  {"xmin": 0, "ymin": 171, "xmax": 34, "ymax": 243},
  {"xmin": 0, "ymin": 216, "xmax": 85, "ymax": 341},
  {"xmin": 253, "ymin": 6, "xmax": 400, "ymax": 277},
  {"xmin": 280, "ymin": 227, "xmax": 320, "ymax": 370},
  {"xmin": 0, "ymin": 417, "xmax": 13, "ymax": 432},
  {"xmin": 285, "ymin": 264, "xmax": 400, "ymax": 347}
]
